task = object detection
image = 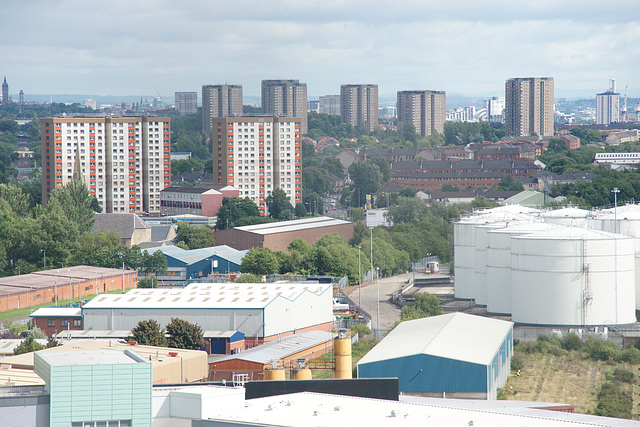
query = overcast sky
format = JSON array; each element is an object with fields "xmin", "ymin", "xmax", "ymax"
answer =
[{"xmin": 2, "ymin": 0, "xmax": 639, "ymax": 101}]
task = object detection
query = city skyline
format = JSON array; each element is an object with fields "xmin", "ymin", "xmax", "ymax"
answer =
[{"xmin": 1, "ymin": 1, "xmax": 639, "ymax": 99}]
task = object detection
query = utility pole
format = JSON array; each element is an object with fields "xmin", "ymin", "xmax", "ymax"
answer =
[{"xmin": 358, "ymin": 246, "xmax": 362, "ymax": 308}]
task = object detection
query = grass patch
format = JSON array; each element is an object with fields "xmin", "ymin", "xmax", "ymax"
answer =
[{"xmin": 0, "ymin": 289, "xmax": 127, "ymax": 322}]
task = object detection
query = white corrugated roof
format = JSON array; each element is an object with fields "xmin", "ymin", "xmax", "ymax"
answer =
[
  {"xmin": 357, "ymin": 313, "xmax": 513, "ymax": 367},
  {"xmin": 215, "ymin": 331, "xmax": 334, "ymax": 365},
  {"xmin": 82, "ymin": 281, "xmax": 331, "ymax": 310},
  {"xmin": 234, "ymin": 216, "xmax": 350, "ymax": 235}
]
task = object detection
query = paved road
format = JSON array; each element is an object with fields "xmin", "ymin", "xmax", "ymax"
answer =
[{"xmin": 343, "ymin": 268, "xmax": 452, "ymax": 338}]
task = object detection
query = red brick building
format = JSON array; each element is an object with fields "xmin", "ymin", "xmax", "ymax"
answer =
[{"xmin": 30, "ymin": 307, "xmax": 83, "ymax": 337}]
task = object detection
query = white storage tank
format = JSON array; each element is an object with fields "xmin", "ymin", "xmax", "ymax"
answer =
[
  {"xmin": 486, "ymin": 222, "xmax": 560, "ymax": 315},
  {"xmin": 511, "ymin": 227, "xmax": 636, "ymax": 326},
  {"xmin": 480, "ymin": 205, "xmax": 542, "ymax": 215},
  {"xmin": 454, "ymin": 212, "xmax": 534, "ymax": 300},
  {"xmin": 540, "ymin": 207, "xmax": 592, "ymax": 227},
  {"xmin": 599, "ymin": 210, "xmax": 640, "ymax": 237}
]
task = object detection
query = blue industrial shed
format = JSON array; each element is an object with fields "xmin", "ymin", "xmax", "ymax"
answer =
[
  {"xmin": 357, "ymin": 312, "xmax": 513, "ymax": 400},
  {"xmin": 145, "ymin": 245, "xmax": 247, "ymax": 280}
]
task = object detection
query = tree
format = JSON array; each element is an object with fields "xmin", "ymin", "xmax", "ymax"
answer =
[
  {"xmin": 175, "ymin": 223, "xmax": 215, "ymax": 249},
  {"xmin": 367, "ymin": 157, "xmax": 392, "ymax": 183},
  {"xmin": 129, "ymin": 319, "xmax": 167, "ymax": 346},
  {"xmin": 165, "ymin": 318, "xmax": 204, "ymax": 350},
  {"xmin": 0, "ymin": 183, "xmax": 30, "ymax": 216},
  {"xmin": 348, "ymin": 161, "xmax": 383, "ymax": 207},
  {"xmin": 141, "ymin": 251, "xmax": 168, "ymax": 278},
  {"xmin": 497, "ymin": 174, "xmax": 524, "ymax": 192},
  {"xmin": 14, "ymin": 335, "xmax": 45, "ymax": 355},
  {"xmin": 235, "ymin": 273, "xmax": 263, "ymax": 283},
  {"xmin": 46, "ymin": 180, "xmax": 95, "ymax": 233},
  {"xmin": 294, "ymin": 203, "xmax": 307, "ymax": 217},
  {"xmin": 138, "ymin": 277, "xmax": 158, "ymax": 288},
  {"xmin": 387, "ymin": 196, "xmax": 428, "ymax": 224},
  {"xmin": 547, "ymin": 138, "xmax": 569, "ymax": 154},
  {"xmin": 240, "ymin": 247, "xmax": 280, "ymax": 275},
  {"xmin": 320, "ymin": 158, "xmax": 344, "ymax": 177},
  {"xmin": 266, "ymin": 188, "xmax": 294, "ymax": 220},
  {"xmin": 216, "ymin": 197, "xmax": 260, "ymax": 230},
  {"xmin": 400, "ymin": 293, "xmax": 442, "ymax": 321}
]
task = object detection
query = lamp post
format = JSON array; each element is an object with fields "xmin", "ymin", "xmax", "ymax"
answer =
[
  {"xmin": 612, "ymin": 187, "xmax": 620, "ymax": 234},
  {"xmin": 41, "ymin": 249, "xmax": 46, "ymax": 270},
  {"xmin": 376, "ymin": 267, "xmax": 380, "ymax": 341},
  {"xmin": 357, "ymin": 246, "xmax": 362, "ymax": 308}
]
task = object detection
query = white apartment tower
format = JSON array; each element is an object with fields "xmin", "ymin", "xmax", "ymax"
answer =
[
  {"xmin": 212, "ymin": 117, "xmax": 301, "ymax": 216},
  {"xmin": 41, "ymin": 116, "xmax": 171, "ymax": 214},
  {"xmin": 596, "ymin": 79, "xmax": 620, "ymax": 125}
]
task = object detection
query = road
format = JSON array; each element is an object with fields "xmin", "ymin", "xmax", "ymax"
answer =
[{"xmin": 343, "ymin": 267, "xmax": 452, "ymax": 337}]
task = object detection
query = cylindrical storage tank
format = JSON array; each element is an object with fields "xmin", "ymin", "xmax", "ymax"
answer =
[
  {"xmin": 511, "ymin": 227, "xmax": 637, "ymax": 326},
  {"xmin": 292, "ymin": 367, "xmax": 312, "ymax": 380},
  {"xmin": 481, "ymin": 205, "xmax": 542, "ymax": 215},
  {"xmin": 455, "ymin": 212, "xmax": 534, "ymax": 300},
  {"xmin": 334, "ymin": 329, "xmax": 352, "ymax": 379},
  {"xmin": 540, "ymin": 207, "xmax": 591, "ymax": 227},
  {"xmin": 474, "ymin": 222, "xmax": 513, "ymax": 306},
  {"xmin": 486, "ymin": 222, "xmax": 559, "ymax": 315},
  {"xmin": 599, "ymin": 211, "xmax": 640, "ymax": 238},
  {"xmin": 264, "ymin": 368, "xmax": 286, "ymax": 381}
]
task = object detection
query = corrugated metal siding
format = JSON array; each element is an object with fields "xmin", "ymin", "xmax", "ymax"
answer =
[
  {"xmin": 0, "ymin": 403, "xmax": 49, "ymax": 426},
  {"xmin": 358, "ymin": 354, "xmax": 487, "ymax": 393},
  {"xmin": 83, "ymin": 308, "xmax": 265, "ymax": 337}
]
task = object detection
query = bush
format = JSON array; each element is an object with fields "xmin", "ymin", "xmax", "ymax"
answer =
[
  {"xmin": 607, "ymin": 368, "xmax": 635, "ymax": 384},
  {"xmin": 235, "ymin": 273, "xmax": 263, "ymax": 283},
  {"xmin": 510, "ymin": 354, "xmax": 524, "ymax": 372},
  {"xmin": 138, "ymin": 277, "xmax": 158, "ymax": 288},
  {"xmin": 584, "ymin": 338, "xmax": 621, "ymax": 361},
  {"xmin": 595, "ymin": 382, "xmax": 632, "ymax": 419},
  {"xmin": 561, "ymin": 333, "xmax": 583, "ymax": 351},
  {"xmin": 615, "ymin": 346, "xmax": 640, "ymax": 365},
  {"xmin": 351, "ymin": 324, "xmax": 372, "ymax": 339}
]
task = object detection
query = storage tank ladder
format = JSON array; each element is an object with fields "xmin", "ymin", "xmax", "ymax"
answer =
[{"xmin": 581, "ymin": 240, "xmax": 593, "ymax": 326}]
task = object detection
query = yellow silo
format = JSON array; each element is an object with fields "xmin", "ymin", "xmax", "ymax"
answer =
[{"xmin": 334, "ymin": 328, "xmax": 352, "ymax": 379}]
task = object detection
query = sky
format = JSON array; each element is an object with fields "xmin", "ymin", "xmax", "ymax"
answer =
[{"xmin": 2, "ymin": 0, "xmax": 639, "ymax": 102}]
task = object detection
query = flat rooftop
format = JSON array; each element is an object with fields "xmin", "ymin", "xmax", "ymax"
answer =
[
  {"xmin": 0, "ymin": 266, "xmax": 135, "ymax": 292},
  {"xmin": 38, "ymin": 350, "xmax": 142, "ymax": 366}
]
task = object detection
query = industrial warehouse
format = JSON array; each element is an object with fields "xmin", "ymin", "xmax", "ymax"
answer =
[
  {"xmin": 214, "ymin": 216, "xmax": 354, "ymax": 251},
  {"xmin": 81, "ymin": 281, "xmax": 334, "ymax": 344},
  {"xmin": 453, "ymin": 203, "xmax": 640, "ymax": 326},
  {"xmin": 357, "ymin": 313, "xmax": 513, "ymax": 400}
]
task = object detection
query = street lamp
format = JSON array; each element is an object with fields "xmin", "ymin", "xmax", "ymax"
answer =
[
  {"xmin": 41, "ymin": 249, "xmax": 46, "ymax": 270},
  {"xmin": 376, "ymin": 267, "xmax": 380, "ymax": 341},
  {"xmin": 357, "ymin": 246, "xmax": 362, "ymax": 308},
  {"xmin": 612, "ymin": 187, "xmax": 620, "ymax": 234}
]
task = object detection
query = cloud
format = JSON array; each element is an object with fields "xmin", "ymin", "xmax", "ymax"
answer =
[{"xmin": 1, "ymin": 0, "xmax": 639, "ymax": 98}]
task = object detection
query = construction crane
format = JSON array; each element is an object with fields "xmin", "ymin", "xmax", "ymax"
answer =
[{"xmin": 622, "ymin": 85, "xmax": 628, "ymax": 122}]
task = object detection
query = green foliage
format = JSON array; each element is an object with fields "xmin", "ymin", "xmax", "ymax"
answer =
[
  {"xmin": 266, "ymin": 188, "xmax": 294, "ymax": 220},
  {"xmin": 138, "ymin": 277, "xmax": 157, "ymax": 288},
  {"xmin": 165, "ymin": 317, "xmax": 204, "ymax": 350},
  {"xmin": 510, "ymin": 354, "xmax": 524, "ymax": 372},
  {"xmin": 47, "ymin": 181, "xmax": 95, "ymax": 234},
  {"xmin": 302, "ymin": 168, "xmax": 331, "ymax": 196},
  {"xmin": 294, "ymin": 203, "xmax": 307, "ymax": 217},
  {"xmin": 235, "ymin": 273, "xmax": 263, "ymax": 283},
  {"xmin": 0, "ymin": 118, "xmax": 19, "ymax": 134},
  {"xmin": 561, "ymin": 333, "xmax": 583, "ymax": 351},
  {"xmin": 616, "ymin": 346, "xmax": 640, "ymax": 365},
  {"xmin": 607, "ymin": 367, "xmax": 635, "ymax": 384},
  {"xmin": 129, "ymin": 319, "xmax": 167, "ymax": 346},
  {"xmin": 175, "ymin": 223, "xmax": 215, "ymax": 250},
  {"xmin": 497, "ymin": 174, "xmax": 524, "ymax": 192},
  {"xmin": 171, "ymin": 158, "xmax": 204, "ymax": 175},
  {"xmin": 350, "ymin": 324, "xmax": 372, "ymax": 339},
  {"xmin": 594, "ymin": 381, "xmax": 632, "ymax": 419},
  {"xmin": 400, "ymin": 293, "xmax": 442, "ymax": 321},
  {"xmin": 307, "ymin": 112, "xmax": 357, "ymax": 140},
  {"xmin": 570, "ymin": 128, "xmax": 602, "ymax": 145},
  {"xmin": 348, "ymin": 207, "xmax": 365, "ymax": 221},
  {"xmin": 444, "ymin": 121, "xmax": 504, "ymax": 146},
  {"xmin": 240, "ymin": 247, "xmax": 281, "ymax": 275},
  {"xmin": 14, "ymin": 335, "xmax": 45, "ymax": 355},
  {"xmin": 547, "ymin": 138, "xmax": 569, "ymax": 154},
  {"xmin": 320, "ymin": 158, "xmax": 344, "ymax": 176},
  {"xmin": 30, "ymin": 327, "xmax": 47, "ymax": 339},
  {"xmin": 387, "ymin": 196, "xmax": 428, "ymax": 224},
  {"xmin": 302, "ymin": 192, "xmax": 324, "ymax": 215},
  {"xmin": 584, "ymin": 338, "xmax": 621, "ymax": 361},
  {"xmin": 141, "ymin": 251, "xmax": 168, "ymax": 278},
  {"xmin": 216, "ymin": 197, "xmax": 260, "ymax": 230},
  {"xmin": 348, "ymin": 160, "xmax": 383, "ymax": 206}
]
